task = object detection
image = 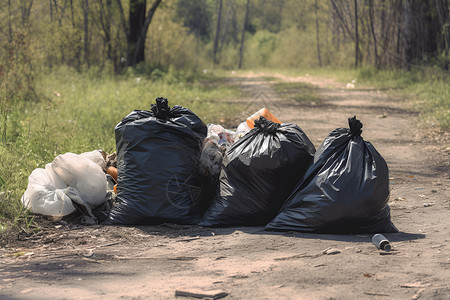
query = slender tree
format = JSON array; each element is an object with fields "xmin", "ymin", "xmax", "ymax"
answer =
[
  {"xmin": 213, "ymin": 0, "xmax": 223, "ymax": 64},
  {"xmin": 315, "ymin": 0, "xmax": 322, "ymax": 67},
  {"xmin": 238, "ymin": 0, "xmax": 250, "ymax": 69},
  {"xmin": 354, "ymin": 0, "xmax": 359, "ymax": 68},
  {"xmin": 83, "ymin": 0, "xmax": 90, "ymax": 67}
]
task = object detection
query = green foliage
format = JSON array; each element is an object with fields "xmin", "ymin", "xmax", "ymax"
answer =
[
  {"xmin": 147, "ymin": 1, "xmax": 210, "ymax": 71},
  {"xmin": 176, "ymin": 0, "xmax": 213, "ymax": 41}
]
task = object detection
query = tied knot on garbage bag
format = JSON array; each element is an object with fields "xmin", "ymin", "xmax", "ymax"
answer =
[
  {"xmin": 348, "ymin": 115, "xmax": 363, "ymax": 137},
  {"xmin": 151, "ymin": 97, "xmax": 171, "ymax": 121},
  {"xmin": 254, "ymin": 116, "xmax": 281, "ymax": 134}
]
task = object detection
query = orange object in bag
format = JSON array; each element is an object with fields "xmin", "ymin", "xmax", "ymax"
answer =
[{"xmin": 246, "ymin": 108, "xmax": 281, "ymax": 129}]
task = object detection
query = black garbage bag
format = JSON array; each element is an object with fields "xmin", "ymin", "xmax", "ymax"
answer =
[
  {"xmin": 199, "ymin": 117, "xmax": 316, "ymax": 227},
  {"xmin": 266, "ymin": 116, "xmax": 398, "ymax": 233},
  {"xmin": 107, "ymin": 97, "xmax": 208, "ymax": 225}
]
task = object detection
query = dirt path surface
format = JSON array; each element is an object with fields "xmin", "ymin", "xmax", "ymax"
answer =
[{"xmin": 1, "ymin": 73, "xmax": 449, "ymax": 300}]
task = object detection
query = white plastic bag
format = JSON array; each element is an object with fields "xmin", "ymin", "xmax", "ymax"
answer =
[{"xmin": 21, "ymin": 151, "xmax": 108, "ymax": 217}]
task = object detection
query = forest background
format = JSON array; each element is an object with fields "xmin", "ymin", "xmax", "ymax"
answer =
[{"xmin": 0, "ymin": 0, "xmax": 449, "ymax": 230}]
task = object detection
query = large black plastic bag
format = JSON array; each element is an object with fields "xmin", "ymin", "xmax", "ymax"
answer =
[
  {"xmin": 199, "ymin": 117, "xmax": 316, "ymax": 227},
  {"xmin": 107, "ymin": 98, "xmax": 207, "ymax": 225},
  {"xmin": 266, "ymin": 116, "xmax": 398, "ymax": 233}
]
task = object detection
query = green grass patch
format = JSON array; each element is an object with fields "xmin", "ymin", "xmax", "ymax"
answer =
[
  {"xmin": 0, "ymin": 67, "xmax": 243, "ymax": 232},
  {"xmin": 273, "ymin": 81, "xmax": 322, "ymax": 104},
  {"xmin": 355, "ymin": 67, "xmax": 450, "ymax": 130}
]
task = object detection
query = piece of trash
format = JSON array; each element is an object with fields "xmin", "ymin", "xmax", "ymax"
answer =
[
  {"xmin": 266, "ymin": 116, "xmax": 397, "ymax": 234},
  {"xmin": 106, "ymin": 166, "xmax": 118, "ymax": 182},
  {"xmin": 21, "ymin": 150, "xmax": 108, "ymax": 218},
  {"xmin": 372, "ymin": 234, "xmax": 391, "ymax": 251},
  {"xmin": 346, "ymin": 83, "xmax": 355, "ymax": 89},
  {"xmin": 108, "ymin": 98, "xmax": 207, "ymax": 225},
  {"xmin": 400, "ymin": 282, "xmax": 431, "ymax": 288},
  {"xmin": 423, "ymin": 203, "xmax": 434, "ymax": 207},
  {"xmin": 200, "ymin": 117, "xmax": 315, "ymax": 227},
  {"xmin": 415, "ymin": 187, "xmax": 424, "ymax": 190},
  {"xmin": 175, "ymin": 289, "xmax": 228, "ymax": 299},
  {"xmin": 395, "ymin": 197, "xmax": 406, "ymax": 201},
  {"xmin": 235, "ymin": 121, "xmax": 250, "ymax": 139},
  {"xmin": 323, "ymin": 248, "xmax": 341, "ymax": 255},
  {"xmin": 246, "ymin": 108, "xmax": 281, "ymax": 129},
  {"xmin": 83, "ymin": 249, "xmax": 94, "ymax": 258},
  {"xmin": 363, "ymin": 273, "xmax": 374, "ymax": 278}
]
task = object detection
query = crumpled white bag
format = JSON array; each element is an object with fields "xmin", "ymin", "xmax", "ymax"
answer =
[{"xmin": 21, "ymin": 151, "xmax": 108, "ymax": 217}]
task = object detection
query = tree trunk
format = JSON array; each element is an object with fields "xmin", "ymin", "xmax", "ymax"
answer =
[
  {"xmin": 435, "ymin": 0, "xmax": 449, "ymax": 69},
  {"xmin": 354, "ymin": 0, "xmax": 359, "ymax": 68},
  {"xmin": 315, "ymin": 0, "xmax": 322, "ymax": 67},
  {"xmin": 8, "ymin": 0, "xmax": 12, "ymax": 43},
  {"xmin": 128, "ymin": 0, "xmax": 146, "ymax": 66},
  {"xmin": 238, "ymin": 0, "xmax": 250, "ymax": 69},
  {"xmin": 127, "ymin": 0, "xmax": 162, "ymax": 67},
  {"xmin": 213, "ymin": 0, "xmax": 223, "ymax": 64},
  {"xmin": 403, "ymin": 0, "xmax": 413, "ymax": 69},
  {"xmin": 83, "ymin": 0, "xmax": 90, "ymax": 67},
  {"xmin": 368, "ymin": 0, "xmax": 379, "ymax": 68},
  {"xmin": 49, "ymin": 0, "xmax": 53, "ymax": 21},
  {"xmin": 219, "ymin": 0, "xmax": 232, "ymax": 53},
  {"xmin": 70, "ymin": 0, "xmax": 75, "ymax": 26}
]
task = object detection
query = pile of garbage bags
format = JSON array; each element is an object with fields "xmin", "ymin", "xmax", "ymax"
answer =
[{"xmin": 22, "ymin": 97, "xmax": 397, "ymax": 233}]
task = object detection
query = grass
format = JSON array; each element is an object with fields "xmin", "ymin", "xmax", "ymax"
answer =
[{"xmin": 0, "ymin": 67, "xmax": 243, "ymax": 233}]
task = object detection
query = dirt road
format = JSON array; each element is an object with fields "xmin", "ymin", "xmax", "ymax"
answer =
[{"xmin": 1, "ymin": 73, "xmax": 449, "ymax": 300}]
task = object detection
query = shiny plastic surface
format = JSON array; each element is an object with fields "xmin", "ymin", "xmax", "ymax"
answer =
[{"xmin": 266, "ymin": 116, "xmax": 398, "ymax": 233}]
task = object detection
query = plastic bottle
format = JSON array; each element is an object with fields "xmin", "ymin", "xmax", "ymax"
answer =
[
  {"xmin": 372, "ymin": 234, "xmax": 391, "ymax": 251},
  {"xmin": 246, "ymin": 108, "xmax": 281, "ymax": 129}
]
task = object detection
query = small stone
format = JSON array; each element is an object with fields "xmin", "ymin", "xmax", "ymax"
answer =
[{"xmin": 324, "ymin": 248, "xmax": 341, "ymax": 255}]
